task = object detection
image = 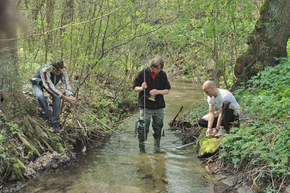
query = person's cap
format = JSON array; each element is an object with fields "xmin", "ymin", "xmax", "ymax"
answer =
[{"xmin": 52, "ymin": 61, "xmax": 64, "ymax": 70}]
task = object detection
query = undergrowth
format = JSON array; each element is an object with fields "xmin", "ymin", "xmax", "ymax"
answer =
[{"xmin": 220, "ymin": 59, "xmax": 290, "ymax": 193}]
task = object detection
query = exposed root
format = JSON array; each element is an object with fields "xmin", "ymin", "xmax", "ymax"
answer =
[{"xmin": 16, "ymin": 132, "xmax": 40, "ymax": 157}]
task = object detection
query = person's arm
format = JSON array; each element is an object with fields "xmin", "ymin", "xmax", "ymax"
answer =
[
  {"xmin": 206, "ymin": 104, "xmax": 215, "ymax": 136},
  {"xmin": 134, "ymin": 82, "xmax": 147, "ymax": 92},
  {"xmin": 41, "ymin": 66, "xmax": 76, "ymax": 104},
  {"xmin": 61, "ymin": 67, "xmax": 73, "ymax": 96},
  {"xmin": 149, "ymin": 72, "xmax": 170, "ymax": 95},
  {"xmin": 40, "ymin": 67, "xmax": 63, "ymax": 98},
  {"xmin": 149, "ymin": 89, "xmax": 169, "ymax": 95},
  {"xmin": 62, "ymin": 95, "xmax": 76, "ymax": 103},
  {"xmin": 133, "ymin": 70, "xmax": 146, "ymax": 93},
  {"xmin": 61, "ymin": 68, "xmax": 76, "ymax": 104},
  {"xmin": 215, "ymin": 107, "xmax": 223, "ymax": 129}
]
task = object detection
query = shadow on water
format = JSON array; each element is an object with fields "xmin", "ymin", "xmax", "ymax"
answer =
[{"xmin": 20, "ymin": 79, "xmax": 233, "ymax": 193}]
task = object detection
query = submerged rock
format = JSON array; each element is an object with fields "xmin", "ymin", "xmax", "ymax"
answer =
[{"xmin": 197, "ymin": 128, "xmax": 222, "ymax": 158}]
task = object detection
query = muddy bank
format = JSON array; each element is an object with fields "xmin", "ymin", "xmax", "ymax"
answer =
[
  {"xmin": 0, "ymin": 82, "xmax": 136, "ymax": 192},
  {"xmin": 1, "ymin": 151, "xmax": 74, "ymax": 193},
  {"xmin": 0, "ymin": 133, "xmax": 111, "ymax": 193},
  {"xmin": 169, "ymin": 112, "xmax": 255, "ymax": 193}
]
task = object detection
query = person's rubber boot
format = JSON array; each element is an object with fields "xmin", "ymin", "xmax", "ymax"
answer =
[
  {"xmin": 154, "ymin": 138, "xmax": 161, "ymax": 153},
  {"xmin": 139, "ymin": 140, "xmax": 146, "ymax": 153},
  {"xmin": 52, "ymin": 123, "xmax": 60, "ymax": 133}
]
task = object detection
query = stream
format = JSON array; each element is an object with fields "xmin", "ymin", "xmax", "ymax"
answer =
[{"xmin": 20, "ymin": 79, "xmax": 231, "ymax": 193}]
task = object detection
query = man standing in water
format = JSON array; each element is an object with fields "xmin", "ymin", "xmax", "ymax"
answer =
[
  {"xmin": 198, "ymin": 80, "xmax": 240, "ymax": 137},
  {"xmin": 31, "ymin": 60, "xmax": 76, "ymax": 133},
  {"xmin": 133, "ymin": 57, "xmax": 171, "ymax": 152}
]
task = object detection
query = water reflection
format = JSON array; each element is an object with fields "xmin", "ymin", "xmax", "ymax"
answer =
[{"xmin": 136, "ymin": 153, "xmax": 167, "ymax": 192}]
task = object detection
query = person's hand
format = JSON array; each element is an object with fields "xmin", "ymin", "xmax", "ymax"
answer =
[
  {"xmin": 149, "ymin": 89, "xmax": 159, "ymax": 95},
  {"xmin": 206, "ymin": 128, "xmax": 212, "ymax": 137},
  {"xmin": 212, "ymin": 129, "xmax": 218, "ymax": 135},
  {"xmin": 141, "ymin": 82, "xmax": 147, "ymax": 90},
  {"xmin": 63, "ymin": 95, "xmax": 76, "ymax": 104}
]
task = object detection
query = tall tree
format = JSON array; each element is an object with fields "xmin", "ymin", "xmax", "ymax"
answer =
[{"xmin": 234, "ymin": 0, "xmax": 290, "ymax": 83}]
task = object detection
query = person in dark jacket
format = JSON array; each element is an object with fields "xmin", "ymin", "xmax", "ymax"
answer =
[
  {"xmin": 31, "ymin": 60, "xmax": 76, "ymax": 133},
  {"xmin": 133, "ymin": 57, "xmax": 171, "ymax": 152}
]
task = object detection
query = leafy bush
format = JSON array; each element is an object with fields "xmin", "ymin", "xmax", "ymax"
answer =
[{"xmin": 220, "ymin": 59, "xmax": 290, "ymax": 192}]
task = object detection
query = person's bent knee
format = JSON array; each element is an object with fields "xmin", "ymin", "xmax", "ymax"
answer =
[
  {"xmin": 52, "ymin": 95, "xmax": 61, "ymax": 102},
  {"xmin": 153, "ymin": 132, "xmax": 161, "ymax": 139},
  {"xmin": 37, "ymin": 95, "xmax": 46, "ymax": 101},
  {"xmin": 198, "ymin": 117, "xmax": 207, "ymax": 128},
  {"xmin": 152, "ymin": 122, "xmax": 163, "ymax": 130}
]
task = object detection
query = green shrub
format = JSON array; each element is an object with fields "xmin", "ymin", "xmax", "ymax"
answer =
[{"xmin": 220, "ymin": 58, "xmax": 290, "ymax": 191}]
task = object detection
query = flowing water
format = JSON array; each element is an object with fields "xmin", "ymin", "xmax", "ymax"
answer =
[{"xmin": 20, "ymin": 79, "xmax": 229, "ymax": 193}]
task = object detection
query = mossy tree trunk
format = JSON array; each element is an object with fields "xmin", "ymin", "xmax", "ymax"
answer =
[{"xmin": 234, "ymin": 0, "xmax": 290, "ymax": 83}]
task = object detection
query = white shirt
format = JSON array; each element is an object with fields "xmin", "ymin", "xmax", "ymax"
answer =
[{"xmin": 207, "ymin": 89, "xmax": 240, "ymax": 116}]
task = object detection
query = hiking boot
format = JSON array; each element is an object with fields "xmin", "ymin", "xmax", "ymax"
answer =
[
  {"xmin": 40, "ymin": 110, "xmax": 51, "ymax": 122},
  {"xmin": 52, "ymin": 123, "xmax": 60, "ymax": 133}
]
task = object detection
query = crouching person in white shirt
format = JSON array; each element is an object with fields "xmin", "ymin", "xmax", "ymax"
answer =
[{"xmin": 198, "ymin": 80, "xmax": 240, "ymax": 137}]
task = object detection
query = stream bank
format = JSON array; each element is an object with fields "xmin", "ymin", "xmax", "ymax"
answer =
[
  {"xmin": 169, "ymin": 111, "xmax": 254, "ymax": 193},
  {"xmin": 0, "ymin": 76, "xmax": 136, "ymax": 193},
  {"xmin": 170, "ymin": 62, "xmax": 290, "ymax": 193},
  {"xmin": 17, "ymin": 78, "xmax": 239, "ymax": 193}
]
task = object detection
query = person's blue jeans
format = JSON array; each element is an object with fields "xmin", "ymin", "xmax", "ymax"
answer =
[{"xmin": 32, "ymin": 84, "xmax": 61, "ymax": 125}]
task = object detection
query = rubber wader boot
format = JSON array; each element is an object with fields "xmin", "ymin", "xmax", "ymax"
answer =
[
  {"xmin": 138, "ymin": 121, "xmax": 146, "ymax": 153},
  {"xmin": 139, "ymin": 140, "xmax": 146, "ymax": 153},
  {"xmin": 154, "ymin": 138, "xmax": 161, "ymax": 152}
]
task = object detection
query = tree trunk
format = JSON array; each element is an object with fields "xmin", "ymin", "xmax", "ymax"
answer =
[
  {"xmin": 234, "ymin": 0, "xmax": 290, "ymax": 83},
  {"xmin": 0, "ymin": 0, "xmax": 18, "ymax": 62}
]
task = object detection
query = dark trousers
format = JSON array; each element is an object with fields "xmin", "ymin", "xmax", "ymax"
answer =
[
  {"xmin": 198, "ymin": 101, "xmax": 239, "ymax": 133},
  {"xmin": 137, "ymin": 108, "xmax": 164, "ymax": 142}
]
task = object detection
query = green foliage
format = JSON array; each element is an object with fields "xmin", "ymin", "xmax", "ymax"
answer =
[
  {"xmin": 287, "ymin": 39, "xmax": 290, "ymax": 56},
  {"xmin": 0, "ymin": 122, "xmax": 21, "ymax": 160},
  {"xmin": 0, "ymin": 129, "xmax": 7, "ymax": 159},
  {"xmin": 157, "ymin": 0, "xmax": 259, "ymax": 85},
  {"xmin": 56, "ymin": 142, "xmax": 65, "ymax": 154},
  {"xmin": 220, "ymin": 59, "xmax": 290, "ymax": 191},
  {"xmin": 236, "ymin": 59, "xmax": 290, "ymax": 119},
  {"xmin": 7, "ymin": 123, "xmax": 20, "ymax": 135},
  {"xmin": 11, "ymin": 158, "xmax": 27, "ymax": 179},
  {"xmin": 185, "ymin": 100, "xmax": 208, "ymax": 123},
  {"xmin": 248, "ymin": 58, "xmax": 290, "ymax": 90}
]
